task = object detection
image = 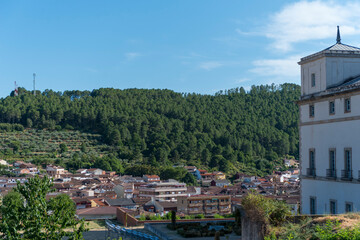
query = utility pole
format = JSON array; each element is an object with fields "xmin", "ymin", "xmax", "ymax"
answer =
[
  {"xmin": 14, "ymin": 81, "xmax": 18, "ymax": 96},
  {"xmin": 33, "ymin": 73, "xmax": 36, "ymax": 96}
]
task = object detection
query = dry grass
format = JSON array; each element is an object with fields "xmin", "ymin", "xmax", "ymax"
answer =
[{"xmin": 312, "ymin": 213, "xmax": 360, "ymax": 229}]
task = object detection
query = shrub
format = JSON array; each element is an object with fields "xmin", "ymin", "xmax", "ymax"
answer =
[{"xmin": 242, "ymin": 192, "xmax": 291, "ymax": 227}]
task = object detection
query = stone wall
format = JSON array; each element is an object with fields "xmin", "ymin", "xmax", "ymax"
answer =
[{"xmin": 239, "ymin": 206, "xmax": 265, "ymax": 240}]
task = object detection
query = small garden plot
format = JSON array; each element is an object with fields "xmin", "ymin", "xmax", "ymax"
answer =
[{"xmin": 167, "ymin": 222, "xmax": 233, "ymax": 238}]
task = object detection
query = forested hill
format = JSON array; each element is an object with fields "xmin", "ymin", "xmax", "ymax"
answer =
[{"xmin": 0, "ymin": 83, "xmax": 300, "ymax": 174}]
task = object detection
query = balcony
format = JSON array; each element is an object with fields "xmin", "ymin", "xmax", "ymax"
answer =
[
  {"xmin": 205, "ymin": 208, "xmax": 218, "ymax": 214},
  {"xmin": 219, "ymin": 208, "xmax": 231, "ymax": 213},
  {"xmin": 205, "ymin": 202, "xmax": 218, "ymax": 206},
  {"xmin": 188, "ymin": 203, "xmax": 203, "ymax": 208},
  {"xmin": 306, "ymin": 168, "xmax": 316, "ymax": 177},
  {"xmin": 326, "ymin": 169, "xmax": 337, "ymax": 179},
  {"xmin": 219, "ymin": 201, "xmax": 230, "ymax": 206},
  {"xmin": 188, "ymin": 210, "xmax": 203, "ymax": 214},
  {"xmin": 341, "ymin": 170, "xmax": 353, "ymax": 181}
]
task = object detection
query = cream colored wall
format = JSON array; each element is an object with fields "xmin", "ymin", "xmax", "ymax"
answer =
[
  {"xmin": 300, "ymin": 94, "xmax": 360, "ymax": 124},
  {"xmin": 301, "ymin": 58, "xmax": 326, "ymax": 96},
  {"xmin": 325, "ymin": 57, "xmax": 360, "ymax": 88}
]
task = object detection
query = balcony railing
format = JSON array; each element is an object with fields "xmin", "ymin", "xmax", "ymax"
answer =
[
  {"xmin": 341, "ymin": 170, "xmax": 353, "ymax": 181},
  {"xmin": 188, "ymin": 203, "xmax": 203, "ymax": 207},
  {"xmin": 306, "ymin": 168, "xmax": 316, "ymax": 177},
  {"xmin": 326, "ymin": 169, "xmax": 337, "ymax": 179},
  {"xmin": 205, "ymin": 208, "xmax": 218, "ymax": 213}
]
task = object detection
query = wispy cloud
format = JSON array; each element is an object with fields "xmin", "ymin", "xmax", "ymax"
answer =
[
  {"xmin": 251, "ymin": 55, "xmax": 301, "ymax": 78},
  {"xmin": 177, "ymin": 52, "xmax": 205, "ymax": 60},
  {"xmin": 125, "ymin": 52, "xmax": 142, "ymax": 60},
  {"xmin": 199, "ymin": 61, "xmax": 224, "ymax": 70},
  {"xmin": 265, "ymin": 1, "xmax": 360, "ymax": 52},
  {"xmin": 235, "ymin": 78, "xmax": 250, "ymax": 84},
  {"xmin": 235, "ymin": 29, "xmax": 261, "ymax": 36}
]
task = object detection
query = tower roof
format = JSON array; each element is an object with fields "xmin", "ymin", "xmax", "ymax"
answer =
[{"xmin": 298, "ymin": 26, "xmax": 360, "ymax": 65}]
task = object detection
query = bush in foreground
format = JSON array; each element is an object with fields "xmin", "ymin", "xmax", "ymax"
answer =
[{"xmin": 0, "ymin": 175, "xmax": 87, "ymax": 239}]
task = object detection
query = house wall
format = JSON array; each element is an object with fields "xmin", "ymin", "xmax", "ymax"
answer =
[
  {"xmin": 301, "ymin": 58, "xmax": 326, "ymax": 96},
  {"xmin": 301, "ymin": 56, "xmax": 360, "ymax": 96},
  {"xmin": 301, "ymin": 179, "xmax": 360, "ymax": 214},
  {"xmin": 116, "ymin": 208, "xmax": 138, "ymax": 227},
  {"xmin": 300, "ymin": 110, "xmax": 360, "ymax": 179},
  {"xmin": 325, "ymin": 57, "xmax": 360, "ymax": 88},
  {"xmin": 300, "ymin": 94, "xmax": 360, "ymax": 124},
  {"xmin": 300, "ymin": 84, "xmax": 360, "ymax": 215}
]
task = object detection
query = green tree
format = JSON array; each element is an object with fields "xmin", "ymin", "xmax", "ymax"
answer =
[
  {"xmin": 59, "ymin": 143, "xmax": 68, "ymax": 153},
  {"xmin": 181, "ymin": 172, "xmax": 198, "ymax": 186},
  {"xmin": 0, "ymin": 175, "xmax": 86, "ymax": 239}
]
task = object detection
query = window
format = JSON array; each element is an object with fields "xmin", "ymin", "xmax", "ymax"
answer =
[
  {"xmin": 311, "ymin": 73, "xmax": 316, "ymax": 87},
  {"xmin": 345, "ymin": 202, "xmax": 353, "ymax": 213},
  {"xmin": 309, "ymin": 149, "xmax": 315, "ymax": 169},
  {"xmin": 310, "ymin": 197, "xmax": 316, "ymax": 214},
  {"xmin": 330, "ymin": 200, "xmax": 337, "ymax": 214},
  {"xmin": 309, "ymin": 104, "xmax": 315, "ymax": 117},
  {"xmin": 329, "ymin": 101, "xmax": 335, "ymax": 115},
  {"xmin": 345, "ymin": 149, "xmax": 352, "ymax": 171},
  {"xmin": 345, "ymin": 98, "xmax": 351, "ymax": 113},
  {"xmin": 342, "ymin": 148, "xmax": 352, "ymax": 180},
  {"xmin": 327, "ymin": 149, "xmax": 336, "ymax": 178},
  {"xmin": 329, "ymin": 149, "xmax": 336, "ymax": 170}
]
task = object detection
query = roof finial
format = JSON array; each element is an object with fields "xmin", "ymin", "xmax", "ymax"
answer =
[{"xmin": 336, "ymin": 25, "xmax": 341, "ymax": 44}]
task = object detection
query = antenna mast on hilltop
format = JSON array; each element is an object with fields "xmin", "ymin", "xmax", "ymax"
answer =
[
  {"xmin": 14, "ymin": 81, "xmax": 18, "ymax": 96},
  {"xmin": 33, "ymin": 73, "xmax": 36, "ymax": 96}
]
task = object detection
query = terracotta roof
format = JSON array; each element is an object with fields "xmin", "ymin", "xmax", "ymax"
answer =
[
  {"xmin": 91, "ymin": 198, "xmax": 107, "ymax": 206},
  {"xmin": 76, "ymin": 206, "xmax": 117, "ymax": 216},
  {"xmin": 144, "ymin": 175, "xmax": 160, "ymax": 178}
]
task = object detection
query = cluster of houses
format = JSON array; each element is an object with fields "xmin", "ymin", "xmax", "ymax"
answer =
[{"xmin": 0, "ymin": 159, "xmax": 300, "ymax": 220}]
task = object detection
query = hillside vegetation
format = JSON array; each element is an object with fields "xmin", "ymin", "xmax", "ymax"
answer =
[{"xmin": 0, "ymin": 83, "xmax": 300, "ymax": 175}]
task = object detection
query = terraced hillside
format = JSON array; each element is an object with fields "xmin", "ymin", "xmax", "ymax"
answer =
[{"xmin": 0, "ymin": 129, "xmax": 109, "ymax": 163}]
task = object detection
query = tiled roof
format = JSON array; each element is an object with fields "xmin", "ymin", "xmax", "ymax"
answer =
[
  {"xmin": 76, "ymin": 206, "xmax": 117, "ymax": 216},
  {"xmin": 301, "ymin": 75, "xmax": 360, "ymax": 100},
  {"xmin": 300, "ymin": 42, "xmax": 360, "ymax": 64},
  {"xmin": 105, "ymin": 198, "xmax": 135, "ymax": 206}
]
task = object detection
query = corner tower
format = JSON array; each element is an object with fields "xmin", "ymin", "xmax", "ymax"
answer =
[{"xmin": 298, "ymin": 27, "xmax": 360, "ymax": 214}]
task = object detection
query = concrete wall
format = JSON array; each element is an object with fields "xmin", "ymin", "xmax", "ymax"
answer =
[{"xmin": 239, "ymin": 206, "xmax": 265, "ymax": 240}]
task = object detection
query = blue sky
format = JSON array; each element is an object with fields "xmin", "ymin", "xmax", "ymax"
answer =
[{"xmin": 1, "ymin": 0, "xmax": 360, "ymax": 97}]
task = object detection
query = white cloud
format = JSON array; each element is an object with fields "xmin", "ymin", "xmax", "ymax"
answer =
[
  {"xmin": 199, "ymin": 61, "xmax": 223, "ymax": 70},
  {"xmin": 125, "ymin": 52, "xmax": 142, "ymax": 60},
  {"xmin": 251, "ymin": 55, "xmax": 301, "ymax": 78},
  {"xmin": 266, "ymin": 1, "xmax": 360, "ymax": 51},
  {"xmin": 235, "ymin": 78, "xmax": 250, "ymax": 84}
]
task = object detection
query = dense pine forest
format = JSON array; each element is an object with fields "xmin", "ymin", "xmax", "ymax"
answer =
[{"xmin": 0, "ymin": 83, "xmax": 300, "ymax": 177}]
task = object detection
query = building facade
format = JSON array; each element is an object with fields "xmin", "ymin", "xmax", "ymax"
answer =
[
  {"xmin": 138, "ymin": 180, "xmax": 187, "ymax": 202},
  {"xmin": 177, "ymin": 195, "xmax": 231, "ymax": 216},
  {"xmin": 299, "ymin": 27, "xmax": 360, "ymax": 214}
]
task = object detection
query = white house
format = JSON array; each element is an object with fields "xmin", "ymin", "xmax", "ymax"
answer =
[{"xmin": 299, "ymin": 27, "xmax": 360, "ymax": 214}]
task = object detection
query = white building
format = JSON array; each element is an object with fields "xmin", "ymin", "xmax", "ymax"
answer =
[
  {"xmin": 138, "ymin": 179, "xmax": 187, "ymax": 202},
  {"xmin": 299, "ymin": 27, "xmax": 360, "ymax": 214}
]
